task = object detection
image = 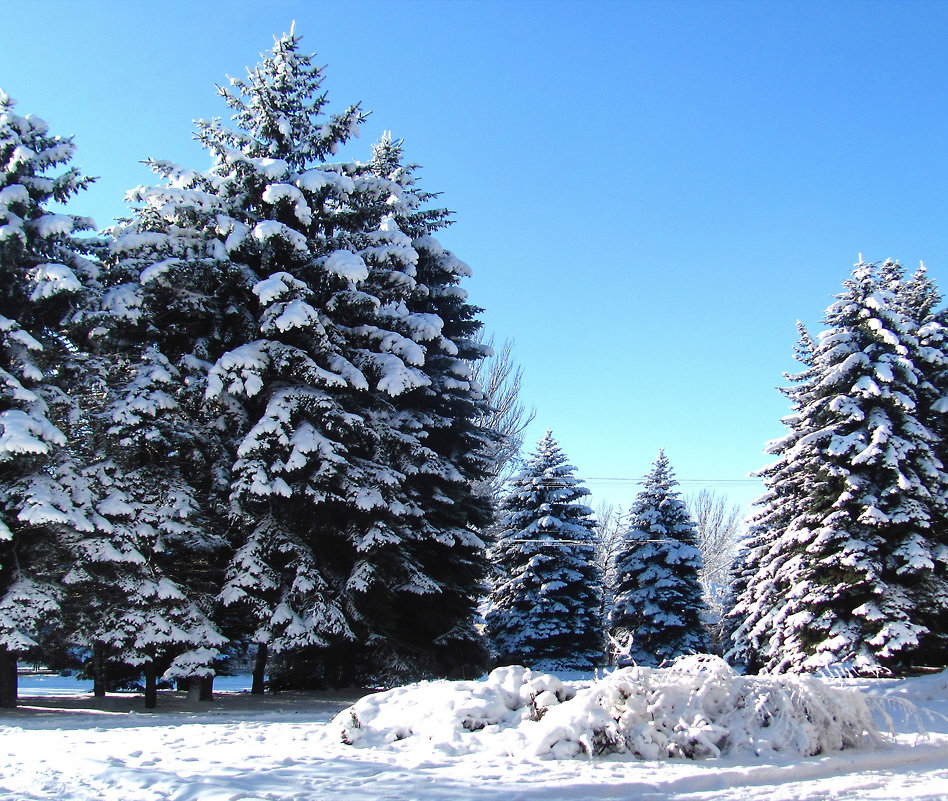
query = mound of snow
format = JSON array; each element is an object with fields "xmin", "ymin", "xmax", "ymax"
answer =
[
  {"xmin": 325, "ymin": 655, "xmax": 884, "ymax": 760},
  {"xmin": 880, "ymin": 669, "xmax": 948, "ymax": 703}
]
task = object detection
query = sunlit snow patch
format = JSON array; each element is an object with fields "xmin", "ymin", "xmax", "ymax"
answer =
[{"xmin": 325, "ymin": 655, "xmax": 885, "ymax": 760}]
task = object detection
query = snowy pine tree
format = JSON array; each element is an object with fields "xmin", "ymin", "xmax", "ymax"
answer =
[
  {"xmin": 485, "ymin": 431, "xmax": 601, "ymax": 671},
  {"xmin": 0, "ymin": 92, "xmax": 98, "ymax": 706},
  {"xmin": 724, "ymin": 322, "xmax": 820, "ymax": 672},
  {"xmin": 59, "ymin": 459, "xmax": 227, "ymax": 706},
  {"xmin": 608, "ymin": 451, "xmax": 708, "ymax": 666},
  {"xmin": 728, "ymin": 261, "xmax": 948, "ymax": 675},
  {"xmin": 58, "ymin": 345, "xmax": 230, "ymax": 705},
  {"xmin": 896, "ymin": 263, "xmax": 948, "ymax": 539},
  {"xmin": 177, "ymin": 32, "xmax": 495, "ymax": 687},
  {"xmin": 344, "ymin": 135, "xmax": 495, "ymax": 681},
  {"xmin": 85, "ymin": 88, "xmax": 261, "ymax": 700}
]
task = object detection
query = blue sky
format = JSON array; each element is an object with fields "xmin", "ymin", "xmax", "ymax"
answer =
[{"xmin": 5, "ymin": 0, "xmax": 948, "ymax": 515}]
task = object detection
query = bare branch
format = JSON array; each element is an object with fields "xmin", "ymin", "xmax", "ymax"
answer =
[
  {"xmin": 592, "ymin": 501, "xmax": 626, "ymax": 658},
  {"xmin": 685, "ymin": 489, "xmax": 745, "ymax": 616},
  {"xmin": 471, "ymin": 333, "xmax": 536, "ymax": 498}
]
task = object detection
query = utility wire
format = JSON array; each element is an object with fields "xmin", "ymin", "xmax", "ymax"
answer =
[
  {"xmin": 513, "ymin": 477, "xmax": 762, "ymax": 487},
  {"xmin": 585, "ymin": 477, "xmax": 761, "ymax": 484}
]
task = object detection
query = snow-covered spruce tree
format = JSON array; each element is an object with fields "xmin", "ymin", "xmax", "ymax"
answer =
[
  {"xmin": 724, "ymin": 322, "xmax": 821, "ymax": 672},
  {"xmin": 82, "ymin": 78, "xmax": 269, "ymax": 701},
  {"xmin": 728, "ymin": 261, "xmax": 948, "ymax": 675},
  {"xmin": 895, "ymin": 263, "xmax": 948, "ymax": 542},
  {"xmin": 57, "ymin": 344, "xmax": 232, "ymax": 706},
  {"xmin": 0, "ymin": 99, "xmax": 218, "ymax": 707},
  {"xmin": 11, "ymin": 141, "xmax": 237, "ymax": 705},
  {"xmin": 880, "ymin": 261, "xmax": 948, "ymax": 665},
  {"xmin": 340, "ymin": 134, "xmax": 496, "ymax": 681},
  {"xmin": 59, "ymin": 458, "xmax": 227, "ymax": 706},
  {"xmin": 608, "ymin": 450, "xmax": 708, "ymax": 667},
  {"xmin": 190, "ymin": 33, "xmax": 491, "ymax": 688},
  {"xmin": 0, "ymin": 92, "xmax": 102, "ymax": 707},
  {"xmin": 101, "ymin": 132, "xmax": 310, "ymax": 694},
  {"xmin": 180, "ymin": 33, "xmax": 371, "ymax": 690},
  {"xmin": 485, "ymin": 431, "xmax": 601, "ymax": 671}
]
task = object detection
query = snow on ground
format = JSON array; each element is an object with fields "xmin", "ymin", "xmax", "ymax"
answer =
[{"xmin": 2, "ymin": 664, "xmax": 948, "ymax": 801}]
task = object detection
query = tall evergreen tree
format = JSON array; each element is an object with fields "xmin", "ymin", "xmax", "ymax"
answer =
[
  {"xmin": 724, "ymin": 322, "xmax": 820, "ymax": 672},
  {"xmin": 887, "ymin": 262, "xmax": 948, "ymax": 664},
  {"xmin": 80, "ymin": 71, "xmax": 262, "ymax": 702},
  {"xmin": 0, "ymin": 92, "xmax": 98, "ymax": 707},
  {"xmin": 895, "ymin": 263, "xmax": 948, "ymax": 519},
  {"xmin": 728, "ymin": 261, "xmax": 948, "ymax": 675},
  {"xmin": 484, "ymin": 431, "xmax": 601, "ymax": 671},
  {"xmin": 608, "ymin": 450, "xmax": 708, "ymax": 666},
  {"xmin": 349, "ymin": 135, "xmax": 496, "ymax": 681},
  {"xmin": 175, "ymin": 32, "xmax": 494, "ymax": 687}
]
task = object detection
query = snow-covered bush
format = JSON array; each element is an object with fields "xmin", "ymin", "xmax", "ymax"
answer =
[{"xmin": 326, "ymin": 654, "xmax": 884, "ymax": 760}]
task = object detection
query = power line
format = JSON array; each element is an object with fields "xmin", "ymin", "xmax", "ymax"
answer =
[
  {"xmin": 584, "ymin": 476, "xmax": 761, "ymax": 484},
  {"xmin": 515, "ymin": 476, "xmax": 762, "ymax": 487}
]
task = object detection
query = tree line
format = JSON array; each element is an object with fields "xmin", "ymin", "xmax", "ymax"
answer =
[
  {"xmin": 4, "ymin": 30, "xmax": 947, "ymax": 710},
  {"xmin": 0, "ymin": 32, "xmax": 500, "ymax": 708},
  {"xmin": 485, "ymin": 260, "xmax": 948, "ymax": 680},
  {"xmin": 484, "ymin": 434, "xmax": 710, "ymax": 672}
]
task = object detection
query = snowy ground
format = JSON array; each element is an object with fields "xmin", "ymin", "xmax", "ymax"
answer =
[{"xmin": 2, "ymin": 668, "xmax": 948, "ymax": 801}]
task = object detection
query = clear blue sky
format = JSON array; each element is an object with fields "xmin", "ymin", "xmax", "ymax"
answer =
[{"xmin": 5, "ymin": 0, "xmax": 948, "ymax": 515}]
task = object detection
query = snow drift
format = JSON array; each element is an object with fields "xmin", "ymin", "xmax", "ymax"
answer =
[{"xmin": 326, "ymin": 655, "xmax": 884, "ymax": 760}]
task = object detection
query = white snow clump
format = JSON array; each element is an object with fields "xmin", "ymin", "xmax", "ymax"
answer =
[{"xmin": 325, "ymin": 655, "xmax": 884, "ymax": 761}]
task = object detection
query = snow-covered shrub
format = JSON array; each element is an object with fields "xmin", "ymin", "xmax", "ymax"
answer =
[
  {"xmin": 326, "ymin": 655, "xmax": 884, "ymax": 760},
  {"xmin": 562, "ymin": 655, "xmax": 883, "ymax": 759},
  {"xmin": 335, "ymin": 665, "xmax": 574, "ymax": 753}
]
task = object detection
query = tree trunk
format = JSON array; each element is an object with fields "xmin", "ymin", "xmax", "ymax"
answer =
[
  {"xmin": 323, "ymin": 648, "xmax": 339, "ymax": 690},
  {"xmin": 251, "ymin": 642, "xmax": 267, "ymax": 695},
  {"xmin": 92, "ymin": 644, "xmax": 106, "ymax": 698},
  {"xmin": 199, "ymin": 674, "xmax": 214, "ymax": 702},
  {"xmin": 144, "ymin": 661, "xmax": 157, "ymax": 709},
  {"xmin": 187, "ymin": 677, "xmax": 201, "ymax": 702},
  {"xmin": 338, "ymin": 648, "xmax": 356, "ymax": 689},
  {"xmin": 0, "ymin": 646, "xmax": 17, "ymax": 709}
]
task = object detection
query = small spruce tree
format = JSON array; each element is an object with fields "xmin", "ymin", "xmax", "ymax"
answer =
[
  {"xmin": 485, "ymin": 431, "xmax": 601, "ymax": 671},
  {"xmin": 608, "ymin": 450, "xmax": 708, "ymax": 666}
]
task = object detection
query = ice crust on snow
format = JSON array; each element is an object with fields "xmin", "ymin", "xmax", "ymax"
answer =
[{"xmin": 326, "ymin": 655, "xmax": 883, "ymax": 760}]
